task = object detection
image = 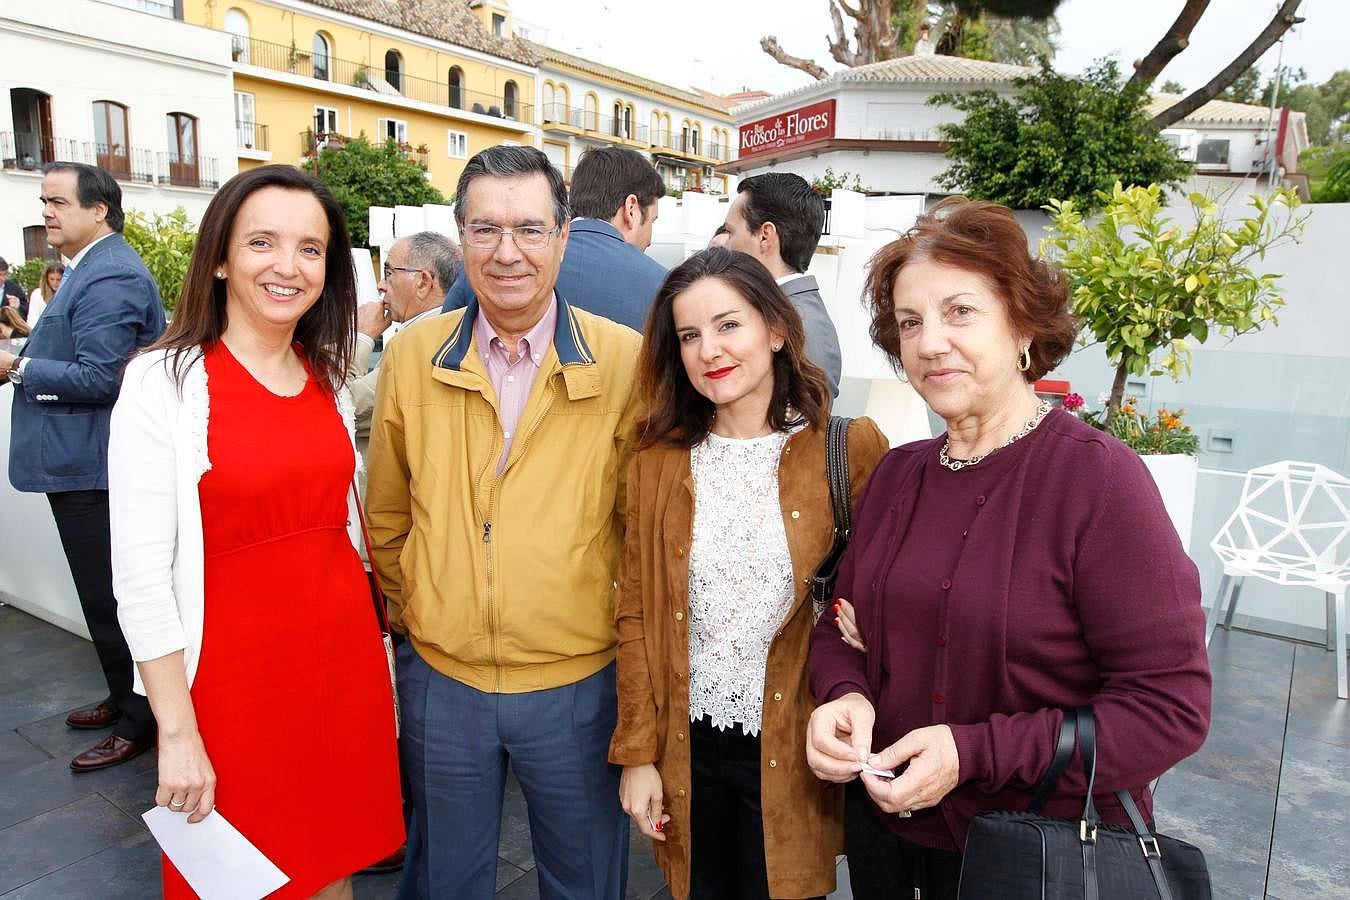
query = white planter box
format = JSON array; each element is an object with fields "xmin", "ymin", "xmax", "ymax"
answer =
[{"xmin": 1142, "ymin": 453, "xmax": 1199, "ymax": 553}]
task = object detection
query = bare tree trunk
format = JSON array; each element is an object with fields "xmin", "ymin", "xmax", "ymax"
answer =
[
  {"xmin": 1151, "ymin": 0, "xmax": 1305, "ymax": 130},
  {"xmin": 1124, "ymin": 0, "xmax": 1211, "ymax": 92},
  {"xmin": 1108, "ymin": 363, "xmax": 1130, "ymax": 416},
  {"xmin": 759, "ymin": 36, "xmax": 830, "ymax": 80}
]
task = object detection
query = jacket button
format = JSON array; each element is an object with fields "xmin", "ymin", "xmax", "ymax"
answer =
[
  {"xmin": 791, "ymin": 510, "xmax": 800, "ymax": 519},
  {"xmin": 769, "ymin": 759, "xmax": 778, "ymax": 768},
  {"xmin": 773, "ymin": 692, "xmax": 782, "ymax": 701},
  {"xmin": 677, "ymin": 732, "xmax": 685, "ymax": 742},
  {"xmin": 677, "ymin": 788, "xmax": 686, "ymax": 798},
  {"xmin": 675, "ymin": 611, "xmax": 684, "ymax": 621}
]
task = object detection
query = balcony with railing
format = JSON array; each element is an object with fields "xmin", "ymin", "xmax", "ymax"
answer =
[
  {"xmin": 236, "ymin": 36, "xmax": 532, "ymax": 123},
  {"xmin": 236, "ymin": 121, "xmax": 270, "ymax": 152},
  {"xmin": 158, "ymin": 152, "xmax": 220, "ymax": 190},
  {"xmin": 1, "ymin": 132, "xmax": 82, "ymax": 171},
  {"xmin": 300, "ymin": 130, "xmax": 428, "ymax": 169}
]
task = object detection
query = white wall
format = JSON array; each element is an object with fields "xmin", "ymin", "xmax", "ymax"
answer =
[{"xmin": 1, "ymin": 0, "xmax": 237, "ymax": 262}]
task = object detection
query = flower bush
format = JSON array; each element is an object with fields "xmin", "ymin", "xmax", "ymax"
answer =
[{"xmin": 1070, "ymin": 395, "xmax": 1199, "ymax": 456}]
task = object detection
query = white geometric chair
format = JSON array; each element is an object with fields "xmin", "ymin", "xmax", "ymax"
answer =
[{"xmin": 1207, "ymin": 461, "xmax": 1350, "ymax": 699}]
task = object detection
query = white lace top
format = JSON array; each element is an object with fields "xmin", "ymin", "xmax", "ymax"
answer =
[{"xmin": 687, "ymin": 428, "xmax": 796, "ymax": 736}]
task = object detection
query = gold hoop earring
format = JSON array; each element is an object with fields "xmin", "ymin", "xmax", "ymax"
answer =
[{"xmin": 1017, "ymin": 346, "xmax": 1032, "ymax": 372}]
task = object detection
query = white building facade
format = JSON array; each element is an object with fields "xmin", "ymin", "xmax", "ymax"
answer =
[
  {"xmin": 533, "ymin": 44, "xmax": 738, "ymax": 196},
  {"xmin": 723, "ymin": 55, "xmax": 1310, "ymax": 199},
  {"xmin": 1, "ymin": 0, "xmax": 237, "ymax": 265}
]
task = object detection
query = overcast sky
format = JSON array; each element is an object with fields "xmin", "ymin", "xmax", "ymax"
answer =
[{"xmin": 511, "ymin": 0, "xmax": 1348, "ymax": 100}]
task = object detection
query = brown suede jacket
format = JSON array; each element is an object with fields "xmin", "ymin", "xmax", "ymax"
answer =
[{"xmin": 609, "ymin": 418, "xmax": 888, "ymax": 899}]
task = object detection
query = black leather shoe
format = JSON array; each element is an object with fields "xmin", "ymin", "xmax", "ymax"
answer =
[
  {"xmin": 70, "ymin": 735, "xmax": 152, "ymax": 772},
  {"xmin": 66, "ymin": 702, "xmax": 122, "ymax": 730}
]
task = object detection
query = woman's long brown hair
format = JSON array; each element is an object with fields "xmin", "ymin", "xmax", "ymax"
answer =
[
  {"xmin": 149, "ymin": 164, "xmax": 356, "ymax": 392},
  {"xmin": 637, "ymin": 247, "xmax": 830, "ymax": 448}
]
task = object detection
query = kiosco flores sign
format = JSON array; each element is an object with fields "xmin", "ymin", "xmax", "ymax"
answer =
[{"xmin": 739, "ymin": 99, "xmax": 837, "ymax": 160}]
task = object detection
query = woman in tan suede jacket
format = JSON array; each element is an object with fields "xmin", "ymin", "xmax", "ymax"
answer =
[{"xmin": 609, "ymin": 248, "xmax": 887, "ymax": 899}]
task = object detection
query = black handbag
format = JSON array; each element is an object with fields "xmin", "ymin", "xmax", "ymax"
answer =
[
  {"xmin": 957, "ymin": 707, "xmax": 1211, "ymax": 900},
  {"xmin": 809, "ymin": 415, "xmax": 852, "ymax": 622}
]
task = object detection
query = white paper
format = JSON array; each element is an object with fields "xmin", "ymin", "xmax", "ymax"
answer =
[
  {"xmin": 142, "ymin": 806, "xmax": 289, "ymax": 900},
  {"xmin": 862, "ymin": 765, "xmax": 896, "ymax": 779}
]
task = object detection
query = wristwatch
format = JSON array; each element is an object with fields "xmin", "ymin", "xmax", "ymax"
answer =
[{"xmin": 7, "ymin": 358, "xmax": 23, "ymax": 384}]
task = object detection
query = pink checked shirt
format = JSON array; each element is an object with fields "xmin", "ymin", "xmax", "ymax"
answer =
[{"xmin": 473, "ymin": 297, "xmax": 558, "ymax": 471}]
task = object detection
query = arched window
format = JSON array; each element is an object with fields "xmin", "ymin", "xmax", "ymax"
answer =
[
  {"xmin": 312, "ymin": 33, "xmax": 331, "ymax": 81},
  {"xmin": 10, "ymin": 88, "xmax": 55, "ymax": 168},
  {"xmin": 691, "ymin": 123, "xmax": 701, "ymax": 156},
  {"xmin": 558, "ymin": 84, "xmax": 570, "ymax": 113},
  {"xmin": 503, "ymin": 80, "xmax": 518, "ymax": 119},
  {"xmin": 448, "ymin": 66, "xmax": 465, "ymax": 109},
  {"xmin": 224, "ymin": 8, "xmax": 249, "ymax": 63},
  {"xmin": 612, "ymin": 100, "xmax": 624, "ymax": 138},
  {"xmin": 385, "ymin": 49, "xmax": 402, "ymax": 93},
  {"xmin": 92, "ymin": 100, "xmax": 130, "ymax": 177},
  {"xmin": 650, "ymin": 110, "xmax": 661, "ymax": 142},
  {"xmin": 165, "ymin": 112, "xmax": 199, "ymax": 186},
  {"xmin": 542, "ymin": 82, "xmax": 556, "ymax": 121},
  {"xmin": 583, "ymin": 93, "xmax": 598, "ymax": 132}
]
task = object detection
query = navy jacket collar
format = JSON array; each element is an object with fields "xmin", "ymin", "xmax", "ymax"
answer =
[{"xmin": 432, "ymin": 292, "xmax": 594, "ymax": 372}]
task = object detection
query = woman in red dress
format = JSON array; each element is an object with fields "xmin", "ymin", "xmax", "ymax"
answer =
[{"xmin": 109, "ymin": 165, "xmax": 403, "ymax": 899}]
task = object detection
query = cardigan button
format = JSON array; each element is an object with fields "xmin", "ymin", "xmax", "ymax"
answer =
[
  {"xmin": 675, "ymin": 611, "xmax": 684, "ymax": 621},
  {"xmin": 677, "ymin": 732, "xmax": 685, "ymax": 742},
  {"xmin": 936, "ymin": 635, "xmax": 948, "ymax": 647},
  {"xmin": 791, "ymin": 510, "xmax": 800, "ymax": 519},
  {"xmin": 677, "ymin": 788, "xmax": 687, "ymax": 798},
  {"xmin": 975, "ymin": 495, "xmax": 986, "ymax": 506},
  {"xmin": 933, "ymin": 692, "xmax": 945, "ymax": 704},
  {"xmin": 675, "ymin": 546, "xmax": 685, "ymax": 557},
  {"xmin": 769, "ymin": 759, "xmax": 778, "ymax": 768},
  {"xmin": 941, "ymin": 578, "xmax": 952, "ymax": 590},
  {"xmin": 773, "ymin": 691, "xmax": 782, "ymax": 701}
]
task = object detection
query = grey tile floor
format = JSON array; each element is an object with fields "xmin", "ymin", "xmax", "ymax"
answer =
[{"xmin": 1, "ymin": 603, "xmax": 1346, "ymax": 899}]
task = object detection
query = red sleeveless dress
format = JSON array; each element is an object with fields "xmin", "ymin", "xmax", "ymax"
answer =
[{"xmin": 163, "ymin": 343, "xmax": 404, "ymax": 898}]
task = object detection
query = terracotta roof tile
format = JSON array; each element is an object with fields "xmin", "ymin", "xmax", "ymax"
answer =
[{"xmin": 304, "ymin": 0, "xmax": 538, "ymax": 66}]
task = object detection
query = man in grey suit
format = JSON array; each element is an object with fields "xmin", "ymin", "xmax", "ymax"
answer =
[
  {"xmin": 721, "ymin": 172, "xmax": 842, "ymax": 398},
  {"xmin": 444, "ymin": 146, "xmax": 666, "ymax": 332}
]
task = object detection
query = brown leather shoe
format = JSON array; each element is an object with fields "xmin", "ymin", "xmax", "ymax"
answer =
[
  {"xmin": 65, "ymin": 702, "xmax": 121, "ymax": 730},
  {"xmin": 360, "ymin": 845, "xmax": 406, "ymax": 874},
  {"xmin": 70, "ymin": 734, "xmax": 152, "ymax": 772}
]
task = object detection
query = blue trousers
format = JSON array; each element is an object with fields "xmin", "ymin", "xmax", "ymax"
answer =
[{"xmin": 395, "ymin": 644, "xmax": 628, "ymax": 900}]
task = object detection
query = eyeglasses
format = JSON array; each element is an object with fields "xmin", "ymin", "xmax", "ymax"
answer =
[
  {"xmin": 461, "ymin": 224, "xmax": 560, "ymax": 251},
  {"xmin": 382, "ymin": 263, "xmax": 421, "ymax": 279}
]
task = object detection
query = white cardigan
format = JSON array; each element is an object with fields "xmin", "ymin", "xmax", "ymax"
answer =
[{"xmin": 109, "ymin": 348, "xmax": 361, "ymax": 695}]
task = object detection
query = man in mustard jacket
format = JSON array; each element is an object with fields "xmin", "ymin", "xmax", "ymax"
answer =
[{"xmin": 366, "ymin": 146, "xmax": 641, "ymax": 900}]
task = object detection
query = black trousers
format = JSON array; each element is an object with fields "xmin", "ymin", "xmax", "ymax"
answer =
[
  {"xmin": 47, "ymin": 490, "xmax": 155, "ymax": 742},
  {"xmin": 844, "ymin": 780, "xmax": 963, "ymax": 900},
  {"xmin": 688, "ymin": 716, "xmax": 826, "ymax": 900}
]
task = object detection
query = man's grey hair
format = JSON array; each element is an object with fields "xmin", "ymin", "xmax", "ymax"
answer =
[
  {"xmin": 401, "ymin": 231, "xmax": 461, "ymax": 291},
  {"xmin": 453, "ymin": 145, "xmax": 569, "ymax": 230}
]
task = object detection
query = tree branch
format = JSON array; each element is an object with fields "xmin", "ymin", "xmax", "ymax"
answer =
[
  {"xmin": 1124, "ymin": 0, "xmax": 1211, "ymax": 92},
  {"xmin": 760, "ymin": 36, "xmax": 831, "ymax": 80},
  {"xmin": 1151, "ymin": 0, "xmax": 1306, "ymax": 129},
  {"xmin": 827, "ymin": 2, "xmax": 860, "ymax": 67}
]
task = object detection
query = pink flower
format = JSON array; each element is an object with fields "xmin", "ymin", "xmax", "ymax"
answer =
[{"xmin": 1062, "ymin": 392, "xmax": 1085, "ymax": 411}]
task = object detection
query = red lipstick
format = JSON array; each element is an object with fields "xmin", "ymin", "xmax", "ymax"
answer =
[{"xmin": 705, "ymin": 366, "xmax": 736, "ymax": 380}]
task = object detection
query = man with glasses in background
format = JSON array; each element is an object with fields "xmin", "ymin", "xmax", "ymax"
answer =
[
  {"xmin": 347, "ymin": 231, "xmax": 460, "ymax": 442},
  {"xmin": 365, "ymin": 146, "xmax": 640, "ymax": 899}
]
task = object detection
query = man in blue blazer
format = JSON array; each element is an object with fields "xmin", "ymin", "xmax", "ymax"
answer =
[
  {"xmin": 444, "ymin": 146, "xmax": 667, "ymax": 332},
  {"xmin": 1, "ymin": 163, "xmax": 165, "ymax": 771}
]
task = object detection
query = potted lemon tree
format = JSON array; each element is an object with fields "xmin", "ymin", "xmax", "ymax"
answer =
[{"xmin": 1042, "ymin": 182, "xmax": 1307, "ymax": 549}]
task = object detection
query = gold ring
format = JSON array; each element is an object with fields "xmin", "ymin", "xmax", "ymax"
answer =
[{"xmin": 170, "ymin": 800, "xmax": 186, "ymax": 808}]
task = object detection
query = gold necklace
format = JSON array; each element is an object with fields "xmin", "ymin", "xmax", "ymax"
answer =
[{"xmin": 939, "ymin": 400, "xmax": 1052, "ymax": 472}]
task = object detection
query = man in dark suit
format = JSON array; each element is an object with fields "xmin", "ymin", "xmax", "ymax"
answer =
[
  {"xmin": 444, "ymin": 146, "xmax": 667, "ymax": 331},
  {"xmin": 721, "ymin": 172, "xmax": 843, "ymax": 398},
  {"xmin": 1, "ymin": 163, "xmax": 166, "ymax": 771},
  {"xmin": 0, "ymin": 257, "xmax": 29, "ymax": 320}
]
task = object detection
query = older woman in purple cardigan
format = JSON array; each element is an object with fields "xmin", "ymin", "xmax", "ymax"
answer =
[{"xmin": 806, "ymin": 198, "xmax": 1212, "ymax": 900}]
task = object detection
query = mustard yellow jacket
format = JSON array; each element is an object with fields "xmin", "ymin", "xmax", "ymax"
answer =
[{"xmin": 365, "ymin": 296, "xmax": 641, "ymax": 693}]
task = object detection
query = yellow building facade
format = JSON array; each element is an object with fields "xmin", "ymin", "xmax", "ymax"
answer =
[{"xmin": 179, "ymin": 0, "xmax": 538, "ymax": 198}]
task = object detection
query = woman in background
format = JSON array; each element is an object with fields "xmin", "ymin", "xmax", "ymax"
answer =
[{"xmin": 26, "ymin": 263, "xmax": 64, "ymax": 327}]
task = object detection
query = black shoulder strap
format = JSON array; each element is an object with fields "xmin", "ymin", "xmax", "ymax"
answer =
[
  {"xmin": 825, "ymin": 415, "xmax": 852, "ymax": 542},
  {"xmin": 1030, "ymin": 712, "xmax": 1078, "ymax": 813}
]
